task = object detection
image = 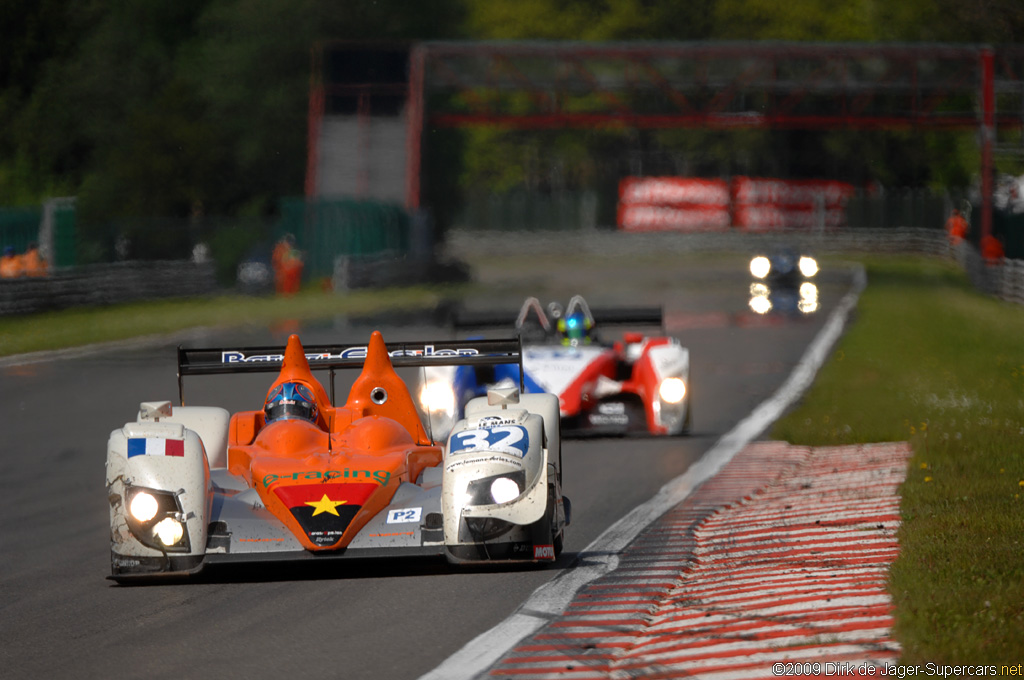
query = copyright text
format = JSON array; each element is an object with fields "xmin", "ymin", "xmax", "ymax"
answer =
[{"xmin": 771, "ymin": 662, "xmax": 1019, "ymax": 677}]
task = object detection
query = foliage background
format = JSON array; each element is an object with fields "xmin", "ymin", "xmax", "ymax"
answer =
[{"xmin": 2, "ymin": 0, "xmax": 1023, "ymax": 229}]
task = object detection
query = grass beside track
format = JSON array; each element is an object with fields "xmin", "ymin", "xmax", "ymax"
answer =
[
  {"xmin": 0, "ymin": 285, "xmax": 464, "ymax": 357},
  {"xmin": 772, "ymin": 256, "xmax": 1024, "ymax": 664},
  {"xmin": 4, "ymin": 255, "xmax": 1020, "ymax": 662}
]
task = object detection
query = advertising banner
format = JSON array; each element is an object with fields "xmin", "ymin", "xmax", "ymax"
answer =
[
  {"xmin": 617, "ymin": 175, "xmax": 855, "ymax": 232},
  {"xmin": 618, "ymin": 177, "xmax": 731, "ymax": 232}
]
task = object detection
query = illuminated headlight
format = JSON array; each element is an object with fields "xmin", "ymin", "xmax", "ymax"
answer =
[
  {"xmin": 658, "ymin": 377, "xmax": 687, "ymax": 404},
  {"xmin": 749, "ymin": 293, "xmax": 772, "ymax": 315},
  {"xmin": 798, "ymin": 256, "xmax": 818, "ymax": 278},
  {"xmin": 464, "ymin": 471, "xmax": 526, "ymax": 507},
  {"xmin": 124, "ymin": 486, "xmax": 190, "ymax": 552},
  {"xmin": 799, "ymin": 282, "xmax": 819, "ymax": 314},
  {"xmin": 153, "ymin": 518, "xmax": 185, "ymax": 547},
  {"xmin": 419, "ymin": 380, "xmax": 456, "ymax": 416},
  {"xmin": 490, "ymin": 477, "xmax": 522, "ymax": 504},
  {"xmin": 129, "ymin": 491, "xmax": 159, "ymax": 522},
  {"xmin": 750, "ymin": 256, "xmax": 771, "ymax": 279}
]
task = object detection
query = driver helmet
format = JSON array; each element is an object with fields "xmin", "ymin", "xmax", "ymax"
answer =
[
  {"xmin": 558, "ymin": 311, "xmax": 593, "ymax": 346},
  {"xmin": 264, "ymin": 381, "xmax": 318, "ymax": 424}
]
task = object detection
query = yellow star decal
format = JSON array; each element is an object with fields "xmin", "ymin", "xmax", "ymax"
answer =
[{"xmin": 305, "ymin": 494, "xmax": 347, "ymax": 517}]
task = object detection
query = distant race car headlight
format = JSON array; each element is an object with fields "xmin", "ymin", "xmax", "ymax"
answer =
[
  {"xmin": 153, "ymin": 517, "xmax": 185, "ymax": 547},
  {"xmin": 129, "ymin": 491, "xmax": 159, "ymax": 523},
  {"xmin": 749, "ymin": 292, "xmax": 770, "ymax": 313},
  {"xmin": 658, "ymin": 377, "xmax": 687, "ymax": 404},
  {"xmin": 490, "ymin": 477, "xmax": 521, "ymax": 504},
  {"xmin": 799, "ymin": 282, "xmax": 819, "ymax": 314},
  {"xmin": 798, "ymin": 256, "xmax": 818, "ymax": 278},
  {"xmin": 419, "ymin": 380, "xmax": 456, "ymax": 417},
  {"xmin": 750, "ymin": 256, "xmax": 771, "ymax": 279},
  {"xmin": 124, "ymin": 486, "xmax": 191, "ymax": 552},
  {"xmin": 749, "ymin": 286, "xmax": 772, "ymax": 315}
]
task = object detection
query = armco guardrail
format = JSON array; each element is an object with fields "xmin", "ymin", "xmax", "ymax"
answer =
[
  {"xmin": 443, "ymin": 226, "xmax": 1024, "ymax": 306},
  {"xmin": 0, "ymin": 260, "xmax": 217, "ymax": 316},
  {"xmin": 443, "ymin": 225, "xmax": 952, "ymax": 258},
  {"xmin": 955, "ymin": 243, "xmax": 1024, "ymax": 306},
  {"xmin": 3, "ymin": 228, "xmax": 1020, "ymax": 315},
  {"xmin": 997, "ymin": 259, "xmax": 1024, "ymax": 305}
]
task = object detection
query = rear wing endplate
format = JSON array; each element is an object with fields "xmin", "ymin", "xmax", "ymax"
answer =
[{"xmin": 176, "ymin": 337, "xmax": 524, "ymax": 406}]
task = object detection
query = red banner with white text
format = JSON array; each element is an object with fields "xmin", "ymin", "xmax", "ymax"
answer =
[
  {"xmin": 617, "ymin": 176, "xmax": 855, "ymax": 232},
  {"xmin": 617, "ymin": 177, "xmax": 731, "ymax": 232}
]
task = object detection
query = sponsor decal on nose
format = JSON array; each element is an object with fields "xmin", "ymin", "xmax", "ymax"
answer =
[{"xmin": 273, "ymin": 483, "xmax": 378, "ymax": 547}]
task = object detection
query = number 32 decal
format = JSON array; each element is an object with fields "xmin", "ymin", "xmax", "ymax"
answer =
[{"xmin": 449, "ymin": 426, "xmax": 530, "ymax": 458}]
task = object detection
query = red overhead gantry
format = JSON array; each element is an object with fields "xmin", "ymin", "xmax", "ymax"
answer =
[{"xmin": 335, "ymin": 42, "xmax": 1024, "ymax": 240}]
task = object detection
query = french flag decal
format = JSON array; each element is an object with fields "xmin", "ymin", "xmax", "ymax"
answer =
[{"xmin": 127, "ymin": 438, "xmax": 185, "ymax": 458}]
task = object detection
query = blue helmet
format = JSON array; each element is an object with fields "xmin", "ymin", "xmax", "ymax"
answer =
[
  {"xmin": 558, "ymin": 311, "xmax": 592, "ymax": 346},
  {"xmin": 265, "ymin": 382, "xmax": 318, "ymax": 424}
]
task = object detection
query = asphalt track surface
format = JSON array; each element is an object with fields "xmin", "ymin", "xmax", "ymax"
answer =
[{"xmin": 0, "ymin": 255, "xmax": 857, "ymax": 680}]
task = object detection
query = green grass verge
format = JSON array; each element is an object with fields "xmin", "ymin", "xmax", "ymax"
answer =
[
  {"xmin": 0, "ymin": 284, "xmax": 466, "ymax": 357},
  {"xmin": 771, "ymin": 255, "xmax": 1024, "ymax": 663}
]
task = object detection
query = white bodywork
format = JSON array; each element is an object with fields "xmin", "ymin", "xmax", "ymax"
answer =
[
  {"xmin": 106, "ymin": 389, "xmax": 566, "ymax": 578},
  {"xmin": 105, "ymin": 402, "xmax": 227, "ymax": 570},
  {"xmin": 441, "ymin": 389, "xmax": 564, "ymax": 560}
]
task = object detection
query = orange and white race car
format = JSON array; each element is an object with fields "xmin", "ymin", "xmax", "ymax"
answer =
[{"xmin": 105, "ymin": 331, "xmax": 569, "ymax": 582}]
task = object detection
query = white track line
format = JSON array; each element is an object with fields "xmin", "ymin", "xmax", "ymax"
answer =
[{"xmin": 417, "ymin": 267, "xmax": 868, "ymax": 680}]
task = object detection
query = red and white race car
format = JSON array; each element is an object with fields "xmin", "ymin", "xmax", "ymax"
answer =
[{"xmin": 420, "ymin": 295, "xmax": 691, "ymax": 439}]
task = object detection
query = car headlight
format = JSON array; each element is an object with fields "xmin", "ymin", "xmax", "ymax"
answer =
[
  {"xmin": 464, "ymin": 471, "xmax": 526, "ymax": 507},
  {"xmin": 798, "ymin": 256, "xmax": 818, "ymax": 278},
  {"xmin": 749, "ymin": 293, "xmax": 772, "ymax": 315},
  {"xmin": 419, "ymin": 380, "xmax": 456, "ymax": 417},
  {"xmin": 153, "ymin": 517, "xmax": 185, "ymax": 547},
  {"xmin": 490, "ymin": 477, "xmax": 521, "ymax": 504},
  {"xmin": 125, "ymin": 486, "xmax": 191, "ymax": 552},
  {"xmin": 750, "ymin": 256, "xmax": 771, "ymax": 279},
  {"xmin": 129, "ymin": 491, "xmax": 159, "ymax": 522},
  {"xmin": 658, "ymin": 377, "xmax": 687, "ymax": 404},
  {"xmin": 799, "ymin": 282, "xmax": 819, "ymax": 314}
]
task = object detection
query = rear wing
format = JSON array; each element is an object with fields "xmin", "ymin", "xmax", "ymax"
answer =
[
  {"xmin": 454, "ymin": 306, "xmax": 664, "ymax": 329},
  {"xmin": 588, "ymin": 307, "xmax": 663, "ymax": 326},
  {"xmin": 176, "ymin": 337, "xmax": 524, "ymax": 406}
]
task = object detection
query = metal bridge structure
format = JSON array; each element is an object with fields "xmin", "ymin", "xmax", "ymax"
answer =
[{"xmin": 306, "ymin": 42, "xmax": 1024, "ymax": 241}]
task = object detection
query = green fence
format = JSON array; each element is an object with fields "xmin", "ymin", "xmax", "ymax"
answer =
[
  {"xmin": 0, "ymin": 201, "xmax": 78, "ymax": 268},
  {"xmin": 277, "ymin": 198, "xmax": 412, "ymax": 281},
  {"xmin": 52, "ymin": 200, "xmax": 77, "ymax": 267},
  {"xmin": 0, "ymin": 207, "xmax": 42, "ymax": 255},
  {"xmin": 845, "ymin": 190, "xmax": 952, "ymax": 232},
  {"xmin": 456, "ymin": 190, "xmax": 601, "ymax": 232}
]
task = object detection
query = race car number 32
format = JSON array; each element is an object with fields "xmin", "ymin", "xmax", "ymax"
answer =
[{"xmin": 449, "ymin": 426, "xmax": 529, "ymax": 458}]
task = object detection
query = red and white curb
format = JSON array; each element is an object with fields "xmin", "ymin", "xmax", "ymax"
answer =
[
  {"xmin": 491, "ymin": 440, "xmax": 911, "ymax": 679},
  {"xmin": 419, "ymin": 267, "xmax": 869, "ymax": 680}
]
